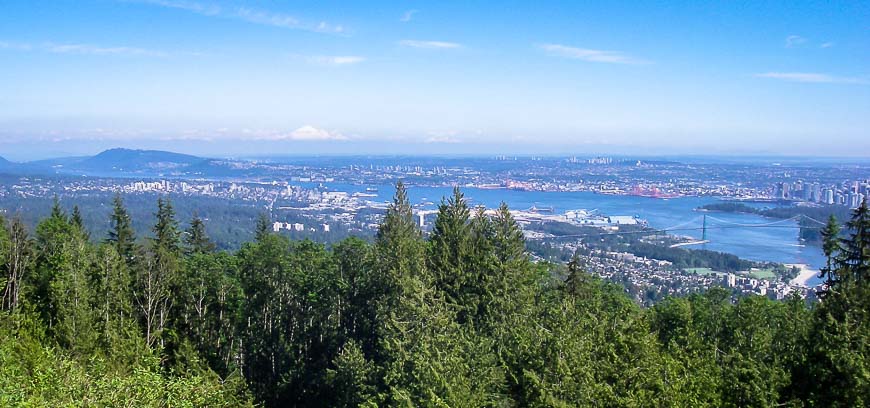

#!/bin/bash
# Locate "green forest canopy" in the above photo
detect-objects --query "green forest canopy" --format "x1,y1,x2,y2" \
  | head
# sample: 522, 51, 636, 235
1, 186, 868, 407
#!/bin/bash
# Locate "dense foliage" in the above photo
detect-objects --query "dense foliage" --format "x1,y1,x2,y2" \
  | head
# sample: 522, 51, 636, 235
0, 192, 362, 251
1, 187, 868, 407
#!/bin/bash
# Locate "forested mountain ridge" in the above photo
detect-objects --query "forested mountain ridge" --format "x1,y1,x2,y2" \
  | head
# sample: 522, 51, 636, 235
77, 148, 206, 171
0, 185, 868, 407
0, 148, 210, 176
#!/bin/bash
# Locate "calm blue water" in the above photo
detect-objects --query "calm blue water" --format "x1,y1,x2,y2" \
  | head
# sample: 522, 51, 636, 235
310, 183, 825, 283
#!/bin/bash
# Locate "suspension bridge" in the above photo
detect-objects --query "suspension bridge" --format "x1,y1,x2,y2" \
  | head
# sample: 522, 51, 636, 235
526, 213, 830, 243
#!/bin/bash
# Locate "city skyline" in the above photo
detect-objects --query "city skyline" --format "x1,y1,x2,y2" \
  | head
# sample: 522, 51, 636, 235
1, 0, 869, 159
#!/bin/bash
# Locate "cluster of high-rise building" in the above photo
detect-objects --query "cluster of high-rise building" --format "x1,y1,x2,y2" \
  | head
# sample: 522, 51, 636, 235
127, 179, 216, 194
128, 180, 171, 192
775, 179, 869, 208
271, 222, 331, 233
584, 156, 614, 165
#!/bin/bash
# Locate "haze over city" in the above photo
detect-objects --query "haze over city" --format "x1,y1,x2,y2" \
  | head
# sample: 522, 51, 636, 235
1, 0, 869, 160
3, 2, 870, 407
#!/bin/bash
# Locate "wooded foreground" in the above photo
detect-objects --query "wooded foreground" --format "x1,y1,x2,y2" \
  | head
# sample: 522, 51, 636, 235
1, 184, 868, 407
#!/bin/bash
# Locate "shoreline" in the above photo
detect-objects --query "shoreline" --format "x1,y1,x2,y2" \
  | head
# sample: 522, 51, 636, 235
787, 263, 820, 287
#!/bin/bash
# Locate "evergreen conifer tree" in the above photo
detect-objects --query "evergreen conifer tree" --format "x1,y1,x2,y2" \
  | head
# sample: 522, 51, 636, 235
49, 196, 66, 221
819, 214, 841, 294
838, 197, 870, 286
807, 198, 870, 406
255, 212, 271, 242
71, 205, 84, 227
185, 214, 216, 254
492, 202, 526, 265
50, 228, 99, 354
107, 193, 136, 263
427, 187, 472, 311
375, 181, 426, 292
33, 200, 78, 332
152, 197, 181, 254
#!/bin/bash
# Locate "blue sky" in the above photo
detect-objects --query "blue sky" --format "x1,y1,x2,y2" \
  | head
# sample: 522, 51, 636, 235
0, 0, 868, 159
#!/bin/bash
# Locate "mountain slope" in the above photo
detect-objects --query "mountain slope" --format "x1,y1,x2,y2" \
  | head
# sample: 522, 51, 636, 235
0, 156, 26, 173
74, 148, 206, 173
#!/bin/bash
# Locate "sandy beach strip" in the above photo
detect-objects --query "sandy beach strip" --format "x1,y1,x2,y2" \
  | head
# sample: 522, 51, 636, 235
786, 263, 819, 287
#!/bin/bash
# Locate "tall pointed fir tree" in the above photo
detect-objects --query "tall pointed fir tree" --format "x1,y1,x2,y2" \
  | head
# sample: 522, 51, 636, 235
373, 182, 428, 395
427, 187, 473, 314
71, 205, 87, 236
373, 181, 428, 353
378, 184, 501, 406
492, 202, 527, 265
255, 212, 271, 242
332, 237, 378, 354
93, 242, 140, 361
49, 222, 98, 355
32, 198, 78, 333
135, 197, 181, 349
486, 202, 535, 326
467, 206, 496, 322
818, 214, 842, 294
807, 197, 870, 407
838, 197, 870, 288
375, 181, 426, 293
152, 197, 181, 255
49, 196, 66, 221
107, 193, 136, 264
821, 197, 870, 312
185, 214, 216, 254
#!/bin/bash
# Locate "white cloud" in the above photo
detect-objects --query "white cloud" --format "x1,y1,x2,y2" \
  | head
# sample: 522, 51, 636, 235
755, 72, 869, 84
129, 0, 346, 34
45, 43, 168, 57
1, 40, 169, 57
235, 8, 344, 33
237, 8, 345, 33
400, 10, 418, 22
305, 55, 365, 66
785, 35, 807, 48
159, 134, 215, 142
424, 131, 462, 144
399, 40, 462, 49
0, 41, 32, 50
139, 127, 352, 141
284, 126, 349, 141
820, 42, 835, 48
424, 136, 462, 144
237, 126, 349, 141
538, 44, 649, 65
134, 0, 220, 15
235, 7, 299, 27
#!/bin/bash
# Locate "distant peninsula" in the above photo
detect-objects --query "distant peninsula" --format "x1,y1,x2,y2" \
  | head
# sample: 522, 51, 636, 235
697, 202, 853, 243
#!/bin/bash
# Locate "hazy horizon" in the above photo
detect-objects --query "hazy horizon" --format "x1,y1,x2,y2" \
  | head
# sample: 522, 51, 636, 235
5, 142, 870, 164
2, 1, 869, 159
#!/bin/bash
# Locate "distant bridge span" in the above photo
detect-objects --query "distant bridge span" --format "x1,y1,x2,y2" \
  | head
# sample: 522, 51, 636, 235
527, 213, 828, 241
669, 240, 710, 248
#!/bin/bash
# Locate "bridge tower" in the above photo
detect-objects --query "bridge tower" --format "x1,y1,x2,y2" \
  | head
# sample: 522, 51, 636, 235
702, 214, 707, 241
